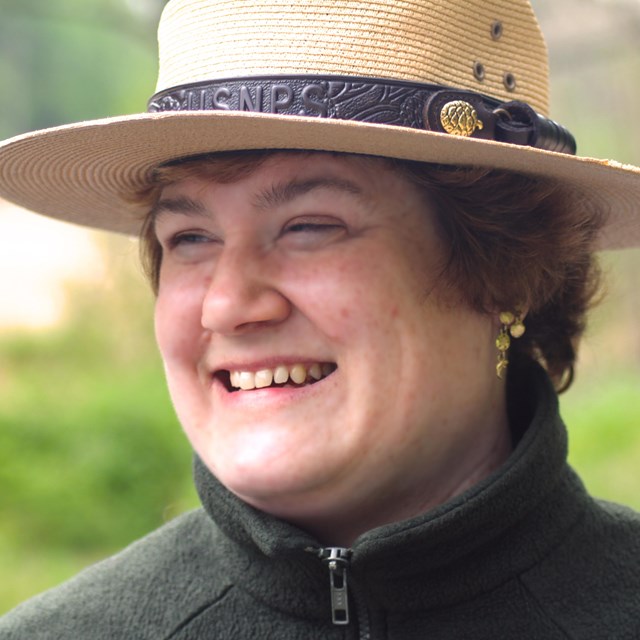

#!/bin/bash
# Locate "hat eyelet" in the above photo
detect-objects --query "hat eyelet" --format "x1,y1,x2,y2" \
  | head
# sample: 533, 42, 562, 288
503, 72, 517, 92
491, 21, 503, 40
473, 61, 486, 82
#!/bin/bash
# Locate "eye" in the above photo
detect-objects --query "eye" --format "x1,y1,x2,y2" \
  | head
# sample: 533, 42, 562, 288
281, 216, 347, 248
285, 222, 340, 233
167, 231, 213, 249
155, 227, 221, 263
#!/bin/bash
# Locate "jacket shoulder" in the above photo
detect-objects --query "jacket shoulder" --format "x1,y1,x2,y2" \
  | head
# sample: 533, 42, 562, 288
0, 509, 231, 640
521, 498, 640, 638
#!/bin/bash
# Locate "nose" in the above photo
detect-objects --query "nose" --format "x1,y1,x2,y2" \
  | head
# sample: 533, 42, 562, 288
200, 245, 291, 334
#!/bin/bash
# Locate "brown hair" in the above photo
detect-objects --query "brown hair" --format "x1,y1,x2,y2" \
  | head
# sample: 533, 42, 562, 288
137, 151, 604, 391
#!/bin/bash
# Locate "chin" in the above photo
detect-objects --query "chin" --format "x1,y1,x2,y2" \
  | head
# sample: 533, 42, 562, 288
207, 449, 335, 513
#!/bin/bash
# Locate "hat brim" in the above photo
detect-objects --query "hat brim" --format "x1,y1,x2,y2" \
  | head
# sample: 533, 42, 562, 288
0, 110, 639, 249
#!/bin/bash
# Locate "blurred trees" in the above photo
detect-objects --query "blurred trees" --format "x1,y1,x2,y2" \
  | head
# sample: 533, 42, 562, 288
0, 233, 199, 611
535, 0, 640, 166
0, 0, 164, 138
0, 0, 198, 612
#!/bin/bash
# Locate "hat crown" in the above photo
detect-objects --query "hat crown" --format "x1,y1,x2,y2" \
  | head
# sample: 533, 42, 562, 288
156, 0, 550, 116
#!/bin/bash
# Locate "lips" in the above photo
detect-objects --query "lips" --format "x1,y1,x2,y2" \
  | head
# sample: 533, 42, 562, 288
216, 362, 337, 391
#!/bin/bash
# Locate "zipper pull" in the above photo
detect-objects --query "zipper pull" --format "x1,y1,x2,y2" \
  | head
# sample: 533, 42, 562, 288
309, 547, 352, 625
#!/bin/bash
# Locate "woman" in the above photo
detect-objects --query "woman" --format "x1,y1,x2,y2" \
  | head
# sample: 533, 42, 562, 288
0, 0, 638, 637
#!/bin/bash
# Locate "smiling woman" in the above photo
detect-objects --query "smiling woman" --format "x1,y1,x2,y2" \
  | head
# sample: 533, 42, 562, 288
148, 153, 510, 543
132, 149, 603, 548
0, 0, 639, 638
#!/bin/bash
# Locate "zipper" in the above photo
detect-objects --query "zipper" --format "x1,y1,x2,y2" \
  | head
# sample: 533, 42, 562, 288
307, 546, 373, 638
351, 585, 372, 640
307, 546, 353, 625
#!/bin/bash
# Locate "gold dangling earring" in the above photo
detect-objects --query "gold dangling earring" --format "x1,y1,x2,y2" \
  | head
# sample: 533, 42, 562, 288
496, 310, 526, 379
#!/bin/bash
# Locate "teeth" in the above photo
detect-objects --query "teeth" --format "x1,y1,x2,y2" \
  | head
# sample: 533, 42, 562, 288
255, 369, 273, 389
273, 365, 289, 384
289, 364, 307, 384
309, 363, 322, 380
226, 362, 335, 391
322, 363, 334, 377
239, 371, 256, 391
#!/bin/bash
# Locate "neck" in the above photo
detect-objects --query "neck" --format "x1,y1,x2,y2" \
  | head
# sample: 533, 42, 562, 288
293, 416, 513, 547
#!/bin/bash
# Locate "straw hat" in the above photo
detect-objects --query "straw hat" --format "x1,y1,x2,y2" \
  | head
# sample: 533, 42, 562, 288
0, 0, 639, 248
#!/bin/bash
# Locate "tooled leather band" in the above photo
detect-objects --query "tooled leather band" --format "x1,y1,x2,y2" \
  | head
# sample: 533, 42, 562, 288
148, 75, 577, 155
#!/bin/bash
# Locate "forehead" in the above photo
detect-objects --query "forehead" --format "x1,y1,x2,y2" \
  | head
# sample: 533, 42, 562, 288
154, 152, 411, 207
158, 151, 392, 186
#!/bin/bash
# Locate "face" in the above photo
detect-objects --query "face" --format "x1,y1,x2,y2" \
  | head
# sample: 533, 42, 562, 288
154, 153, 506, 533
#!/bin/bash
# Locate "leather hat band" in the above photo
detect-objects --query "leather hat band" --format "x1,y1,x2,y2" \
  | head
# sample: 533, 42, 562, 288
148, 75, 576, 155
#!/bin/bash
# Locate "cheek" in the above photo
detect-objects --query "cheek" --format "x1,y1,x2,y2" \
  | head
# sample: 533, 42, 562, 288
154, 276, 205, 363
154, 282, 212, 442
280, 254, 373, 340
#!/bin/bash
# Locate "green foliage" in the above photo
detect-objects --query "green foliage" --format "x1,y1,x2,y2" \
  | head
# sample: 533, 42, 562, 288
563, 372, 640, 511
0, 350, 193, 549
0, 0, 162, 138
0, 238, 198, 613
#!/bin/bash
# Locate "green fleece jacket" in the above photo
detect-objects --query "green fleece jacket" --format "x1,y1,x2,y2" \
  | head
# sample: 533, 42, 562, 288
1, 364, 639, 639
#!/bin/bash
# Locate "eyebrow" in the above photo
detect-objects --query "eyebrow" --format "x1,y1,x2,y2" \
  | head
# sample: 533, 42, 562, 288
253, 176, 365, 210
150, 175, 366, 222
150, 195, 208, 222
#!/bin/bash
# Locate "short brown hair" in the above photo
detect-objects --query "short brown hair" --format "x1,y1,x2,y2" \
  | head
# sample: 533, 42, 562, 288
137, 151, 604, 391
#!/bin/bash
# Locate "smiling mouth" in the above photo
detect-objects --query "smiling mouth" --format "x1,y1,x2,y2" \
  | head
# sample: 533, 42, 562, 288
216, 362, 337, 392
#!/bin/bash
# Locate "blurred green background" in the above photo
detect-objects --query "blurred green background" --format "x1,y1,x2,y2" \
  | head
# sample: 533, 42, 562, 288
0, 0, 639, 614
